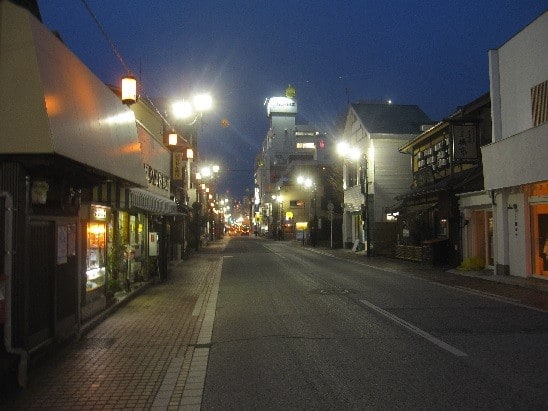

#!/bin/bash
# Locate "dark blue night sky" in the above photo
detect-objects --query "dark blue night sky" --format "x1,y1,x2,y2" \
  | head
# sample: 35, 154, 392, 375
36, 0, 547, 199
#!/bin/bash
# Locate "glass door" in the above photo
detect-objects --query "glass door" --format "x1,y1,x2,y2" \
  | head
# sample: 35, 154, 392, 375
532, 204, 548, 277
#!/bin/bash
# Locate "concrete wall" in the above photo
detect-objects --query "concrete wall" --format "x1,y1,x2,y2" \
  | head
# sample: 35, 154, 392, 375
494, 11, 548, 139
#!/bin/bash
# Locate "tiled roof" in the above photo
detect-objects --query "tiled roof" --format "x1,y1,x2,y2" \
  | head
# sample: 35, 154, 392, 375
351, 103, 432, 134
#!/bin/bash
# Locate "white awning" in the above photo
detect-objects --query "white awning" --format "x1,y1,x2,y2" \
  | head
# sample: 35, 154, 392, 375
129, 188, 178, 215
0, 2, 147, 187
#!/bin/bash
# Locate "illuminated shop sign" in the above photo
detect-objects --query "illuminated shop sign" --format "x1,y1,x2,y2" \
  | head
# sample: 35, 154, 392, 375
266, 97, 297, 116
144, 164, 170, 190
91, 205, 108, 220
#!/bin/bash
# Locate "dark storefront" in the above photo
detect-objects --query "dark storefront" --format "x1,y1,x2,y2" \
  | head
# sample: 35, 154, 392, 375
0, 2, 161, 386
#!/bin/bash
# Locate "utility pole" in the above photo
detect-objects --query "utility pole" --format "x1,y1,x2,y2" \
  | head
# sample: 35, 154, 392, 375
361, 156, 371, 257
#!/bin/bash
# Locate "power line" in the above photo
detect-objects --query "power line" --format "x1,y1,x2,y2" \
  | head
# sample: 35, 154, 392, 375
80, 0, 131, 76
79, 0, 177, 133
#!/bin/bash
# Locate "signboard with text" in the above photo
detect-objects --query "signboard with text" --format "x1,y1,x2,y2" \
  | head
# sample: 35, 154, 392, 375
452, 123, 478, 161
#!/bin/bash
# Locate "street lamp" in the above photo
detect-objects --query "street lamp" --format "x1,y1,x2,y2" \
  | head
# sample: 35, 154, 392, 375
171, 93, 213, 123
337, 141, 371, 257
171, 93, 213, 147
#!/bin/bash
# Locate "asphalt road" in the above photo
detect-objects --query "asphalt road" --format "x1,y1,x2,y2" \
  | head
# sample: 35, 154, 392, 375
203, 237, 548, 410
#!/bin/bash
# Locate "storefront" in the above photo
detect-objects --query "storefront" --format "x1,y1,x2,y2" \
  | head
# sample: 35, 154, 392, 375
529, 182, 548, 277
458, 191, 494, 268
0, 1, 149, 385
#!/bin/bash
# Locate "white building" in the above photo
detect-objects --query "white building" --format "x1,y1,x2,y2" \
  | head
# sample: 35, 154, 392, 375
255, 86, 333, 239
340, 102, 431, 252
481, 11, 548, 278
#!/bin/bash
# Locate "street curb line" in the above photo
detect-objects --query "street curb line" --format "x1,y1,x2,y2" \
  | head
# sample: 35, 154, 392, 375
179, 257, 223, 409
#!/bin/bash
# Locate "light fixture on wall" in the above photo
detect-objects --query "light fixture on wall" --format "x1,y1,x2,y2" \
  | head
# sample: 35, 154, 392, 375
121, 76, 137, 105
168, 133, 178, 146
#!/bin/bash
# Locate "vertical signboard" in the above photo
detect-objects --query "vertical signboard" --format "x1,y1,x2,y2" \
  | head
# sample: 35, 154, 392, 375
452, 123, 478, 161
172, 152, 183, 181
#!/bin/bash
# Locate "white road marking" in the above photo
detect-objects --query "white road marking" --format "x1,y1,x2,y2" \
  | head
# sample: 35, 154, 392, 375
359, 298, 468, 357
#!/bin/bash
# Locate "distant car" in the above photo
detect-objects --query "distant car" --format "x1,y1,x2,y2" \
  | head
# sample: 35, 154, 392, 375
228, 227, 239, 236
240, 226, 250, 236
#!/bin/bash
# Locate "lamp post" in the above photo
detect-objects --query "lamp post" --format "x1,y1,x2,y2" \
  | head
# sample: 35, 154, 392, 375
337, 142, 371, 257
360, 157, 371, 257
171, 93, 213, 147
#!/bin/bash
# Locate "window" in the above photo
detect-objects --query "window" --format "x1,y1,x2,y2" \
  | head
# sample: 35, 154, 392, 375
531, 80, 548, 126
347, 162, 358, 187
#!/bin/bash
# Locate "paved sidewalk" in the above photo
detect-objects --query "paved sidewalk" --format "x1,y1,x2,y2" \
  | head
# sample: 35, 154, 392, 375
331, 247, 548, 294
3, 238, 227, 410
302, 242, 548, 311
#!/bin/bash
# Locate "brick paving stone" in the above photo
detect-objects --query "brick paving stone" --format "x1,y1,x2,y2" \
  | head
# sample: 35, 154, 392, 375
2, 238, 227, 409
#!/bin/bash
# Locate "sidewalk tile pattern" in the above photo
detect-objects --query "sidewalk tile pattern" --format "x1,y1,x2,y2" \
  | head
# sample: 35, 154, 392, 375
3, 241, 225, 410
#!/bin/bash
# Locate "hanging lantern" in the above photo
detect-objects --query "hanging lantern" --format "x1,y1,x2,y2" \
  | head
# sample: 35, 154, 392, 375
121, 76, 137, 105
186, 148, 194, 159
168, 133, 178, 146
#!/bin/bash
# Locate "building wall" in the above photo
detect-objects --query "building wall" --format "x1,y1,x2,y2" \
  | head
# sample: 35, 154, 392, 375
485, 11, 548, 278
494, 11, 548, 140
372, 139, 413, 222
269, 114, 296, 155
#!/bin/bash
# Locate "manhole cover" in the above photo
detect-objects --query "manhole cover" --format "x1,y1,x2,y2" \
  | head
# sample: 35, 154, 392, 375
309, 288, 355, 295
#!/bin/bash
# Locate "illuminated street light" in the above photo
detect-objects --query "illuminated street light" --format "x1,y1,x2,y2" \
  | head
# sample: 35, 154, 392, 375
171, 100, 193, 120
201, 166, 212, 178
337, 141, 361, 161
171, 92, 213, 124
193, 93, 213, 112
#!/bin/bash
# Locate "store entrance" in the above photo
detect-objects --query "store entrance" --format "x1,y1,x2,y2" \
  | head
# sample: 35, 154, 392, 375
471, 210, 494, 268
532, 204, 548, 277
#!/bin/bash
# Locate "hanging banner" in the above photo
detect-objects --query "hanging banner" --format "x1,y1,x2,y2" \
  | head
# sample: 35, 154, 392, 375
172, 152, 183, 181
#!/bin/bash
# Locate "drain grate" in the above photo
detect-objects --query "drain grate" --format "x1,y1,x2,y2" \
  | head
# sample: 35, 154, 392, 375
79, 337, 116, 350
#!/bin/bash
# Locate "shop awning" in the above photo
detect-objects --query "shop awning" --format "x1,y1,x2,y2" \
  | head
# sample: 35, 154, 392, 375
403, 202, 438, 215
0, 2, 147, 187
129, 188, 179, 215
397, 167, 482, 201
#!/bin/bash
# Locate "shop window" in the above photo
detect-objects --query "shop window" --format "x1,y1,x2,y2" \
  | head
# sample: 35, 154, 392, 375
86, 222, 106, 291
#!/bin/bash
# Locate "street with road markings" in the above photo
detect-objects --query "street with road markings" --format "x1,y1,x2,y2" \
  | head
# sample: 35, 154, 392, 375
3, 236, 547, 409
